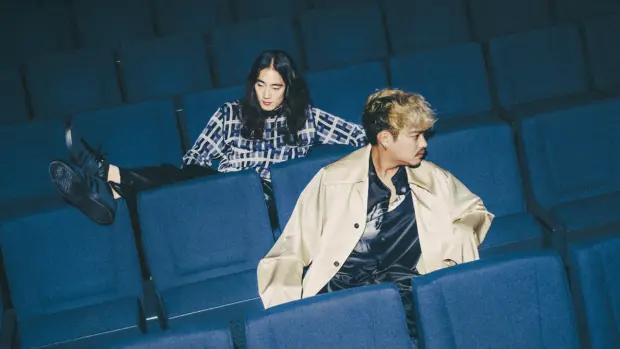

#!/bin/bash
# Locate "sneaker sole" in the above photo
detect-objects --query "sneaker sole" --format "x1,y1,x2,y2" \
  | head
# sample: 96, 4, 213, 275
49, 160, 114, 225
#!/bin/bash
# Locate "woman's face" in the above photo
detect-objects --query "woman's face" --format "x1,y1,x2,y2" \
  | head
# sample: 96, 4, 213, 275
254, 67, 286, 111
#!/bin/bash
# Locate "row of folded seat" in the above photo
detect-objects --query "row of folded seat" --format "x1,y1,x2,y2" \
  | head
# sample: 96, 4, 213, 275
1, 97, 618, 347
1, 210, 618, 349
2, 17, 619, 127
2, 0, 618, 67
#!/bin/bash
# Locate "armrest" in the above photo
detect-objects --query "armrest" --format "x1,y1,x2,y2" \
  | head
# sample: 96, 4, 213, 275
528, 201, 565, 233
142, 279, 165, 332
0, 309, 16, 349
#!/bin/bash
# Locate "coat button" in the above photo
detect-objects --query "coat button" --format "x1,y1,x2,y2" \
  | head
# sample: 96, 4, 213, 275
334, 261, 340, 267
354, 223, 359, 228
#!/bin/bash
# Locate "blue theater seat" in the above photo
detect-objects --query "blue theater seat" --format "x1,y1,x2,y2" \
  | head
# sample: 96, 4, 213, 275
468, 0, 552, 41
555, 0, 620, 21
516, 99, 620, 257
73, 0, 155, 48
245, 284, 413, 349
305, 61, 387, 124
489, 25, 593, 117
70, 100, 183, 169
311, 0, 376, 9
180, 86, 245, 148
271, 144, 355, 236
0, 3, 73, 65
413, 251, 580, 349
94, 322, 234, 349
390, 42, 494, 120
0, 203, 145, 348
426, 121, 545, 257
234, 0, 309, 21
25, 48, 122, 121
136, 172, 273, 340
152, 0, 232, 36
211, 17, 302, 87
384, 0, 470, 55
569, 234, 620, 349
0, 64, 29, 125
585, 14, 620, 95
301, 3, 387, 71
0, 119, 68, 219
119, 35, 213, 103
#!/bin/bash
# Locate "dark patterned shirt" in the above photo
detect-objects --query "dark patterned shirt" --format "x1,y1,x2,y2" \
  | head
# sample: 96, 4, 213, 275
323, 156, 421, 291
182, 100, 367, 181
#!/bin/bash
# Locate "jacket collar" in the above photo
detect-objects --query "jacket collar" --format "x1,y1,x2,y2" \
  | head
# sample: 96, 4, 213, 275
323, 145, 435, 194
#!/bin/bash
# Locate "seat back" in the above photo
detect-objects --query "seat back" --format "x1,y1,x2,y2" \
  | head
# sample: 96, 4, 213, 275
0, 203, 143, 348
234, 0, 309, 21
271, 145, 355, 231
585, 14, 620, 92
569, 234, 620, 349
468, 0, 552, 40
0, 64, 29, 125
211, 17, 301, 87
25, 48, 122, 120
71, 100, 183, 169
305, 61, 387, 124
301, 3, 387, 71
136, 171, 273, 321
516, 99, 620, 210
413, 251, 579, 349
152, 0, 232, 36
73, 0, 154, 48
245, 284, 413, 349
180, 86, 245, 148
390, 42, 492, 118
489, 25, 588, 108
119, 35, 213, 103
384, 0, 470, 55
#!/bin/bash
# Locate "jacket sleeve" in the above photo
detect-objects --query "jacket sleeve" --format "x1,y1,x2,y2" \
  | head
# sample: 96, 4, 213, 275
257, 169, 325, 309
446, 171, 494, 263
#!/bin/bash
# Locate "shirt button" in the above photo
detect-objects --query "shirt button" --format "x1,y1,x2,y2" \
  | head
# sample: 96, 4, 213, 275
354, 223, 359, 229
334, 261, 340, 267
380, 237, 386, 242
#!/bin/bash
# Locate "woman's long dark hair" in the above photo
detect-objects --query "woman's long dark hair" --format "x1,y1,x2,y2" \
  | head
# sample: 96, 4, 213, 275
241, 50, 311, 145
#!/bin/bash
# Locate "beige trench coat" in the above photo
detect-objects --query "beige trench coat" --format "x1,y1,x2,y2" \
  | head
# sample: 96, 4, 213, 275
257, 145, 494, 309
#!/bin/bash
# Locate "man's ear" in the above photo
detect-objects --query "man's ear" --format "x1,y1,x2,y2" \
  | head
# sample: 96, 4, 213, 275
377, 130, 392, 148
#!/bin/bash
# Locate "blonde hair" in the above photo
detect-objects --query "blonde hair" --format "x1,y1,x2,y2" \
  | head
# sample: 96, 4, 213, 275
362, 88, 436, 144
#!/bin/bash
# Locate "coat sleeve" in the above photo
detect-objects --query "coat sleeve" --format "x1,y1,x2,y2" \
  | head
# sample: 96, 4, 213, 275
446, 171, 494, 263
257, 169, 325, 309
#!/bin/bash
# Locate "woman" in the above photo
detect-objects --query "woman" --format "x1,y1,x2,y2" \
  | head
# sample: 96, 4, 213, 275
49, 50, 367, 226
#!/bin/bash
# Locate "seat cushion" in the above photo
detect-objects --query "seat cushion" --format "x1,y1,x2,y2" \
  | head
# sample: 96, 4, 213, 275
552, 191, 620, 232
479, 212, 545, 257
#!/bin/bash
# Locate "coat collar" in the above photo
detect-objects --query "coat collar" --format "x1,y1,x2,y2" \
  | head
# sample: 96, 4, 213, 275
322, 145, 435, 194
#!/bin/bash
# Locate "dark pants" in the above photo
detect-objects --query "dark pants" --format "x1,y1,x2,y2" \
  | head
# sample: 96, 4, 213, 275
117, 164, 279, 229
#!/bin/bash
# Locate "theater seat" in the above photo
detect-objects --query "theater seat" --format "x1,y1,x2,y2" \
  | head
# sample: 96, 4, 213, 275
73, 0, 154, 48
384, 0, 470, 55
413, 251, 580, 349
271, 144, 355, 237
25, 48, 122, 121
119, 35, 213, 103
70, 100, 184, 169
568, 234, 620, 349
390, 42, 494, 120
152, 0, 232, 36
234, 0, 309, 22
305, 61, 387, 124
0, 203, 145, 348
584, 14, 620, 95
427, 120, 545, 257
211, 17, 301, 87
136, 171, 274, 346
245, 284, 413, 349
468, 0, 552, 41
301, 3, 387, 71
516, 99, 620, 258
0, 64, 29, 125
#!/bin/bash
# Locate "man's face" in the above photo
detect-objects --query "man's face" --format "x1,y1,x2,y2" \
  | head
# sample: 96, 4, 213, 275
384, 125, 428, 167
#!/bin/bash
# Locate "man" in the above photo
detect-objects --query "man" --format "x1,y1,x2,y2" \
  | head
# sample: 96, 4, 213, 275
257, 88, 494, 343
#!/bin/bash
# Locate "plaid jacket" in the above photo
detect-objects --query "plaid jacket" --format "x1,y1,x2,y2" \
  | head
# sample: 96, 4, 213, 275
182, 100, 368, 181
